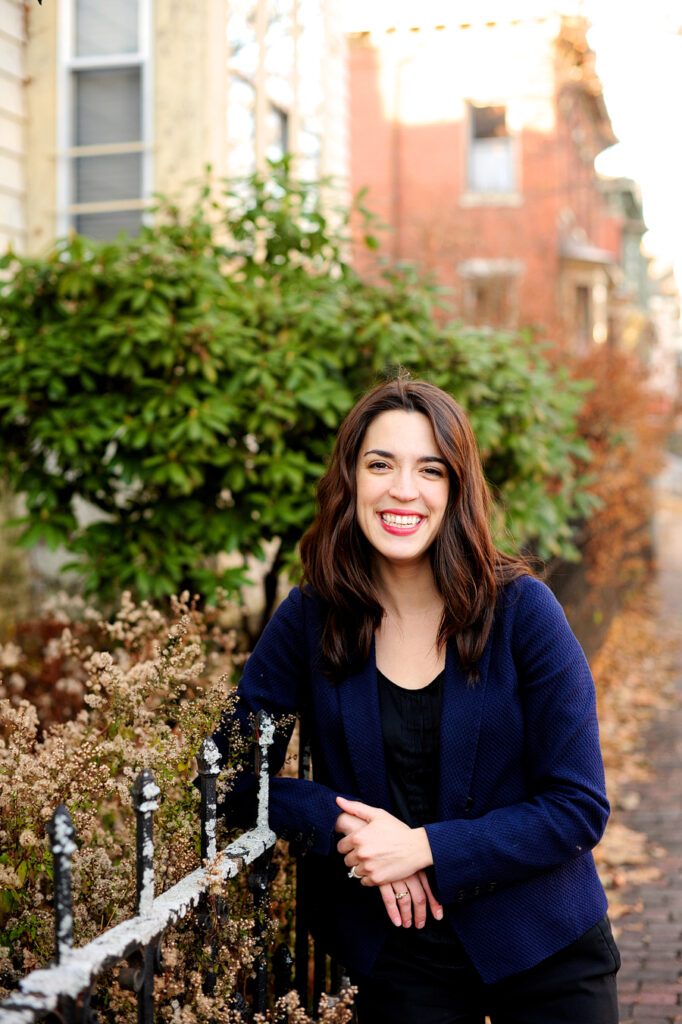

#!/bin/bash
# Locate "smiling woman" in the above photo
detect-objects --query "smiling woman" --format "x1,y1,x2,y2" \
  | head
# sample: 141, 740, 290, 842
211, 377, 620, 1023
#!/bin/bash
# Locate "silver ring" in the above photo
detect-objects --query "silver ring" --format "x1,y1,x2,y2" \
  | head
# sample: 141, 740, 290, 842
394, 891, 409, 900
348, 865, 360, 880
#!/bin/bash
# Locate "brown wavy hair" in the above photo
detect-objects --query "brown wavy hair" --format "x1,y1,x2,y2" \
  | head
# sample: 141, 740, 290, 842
299, 377, 532, 679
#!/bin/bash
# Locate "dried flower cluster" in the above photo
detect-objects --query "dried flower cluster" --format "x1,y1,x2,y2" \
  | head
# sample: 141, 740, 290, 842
0, 591, 349, 1022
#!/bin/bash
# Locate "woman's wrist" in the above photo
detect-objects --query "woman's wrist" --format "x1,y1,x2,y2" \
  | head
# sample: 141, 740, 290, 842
413, 826, 434, 870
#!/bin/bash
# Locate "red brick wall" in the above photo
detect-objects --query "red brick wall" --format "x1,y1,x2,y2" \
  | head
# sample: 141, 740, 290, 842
349, 31, 622, 346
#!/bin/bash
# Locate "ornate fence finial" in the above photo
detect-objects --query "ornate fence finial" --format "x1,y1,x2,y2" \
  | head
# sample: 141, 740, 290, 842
197, 737, 221, 862
131, 769, 160, 918
46, 804, 76, 964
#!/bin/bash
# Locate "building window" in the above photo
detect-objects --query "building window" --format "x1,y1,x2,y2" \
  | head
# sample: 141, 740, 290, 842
226, 0, 325, 179
467, 103, 515, 194
574, 284, 591, 348
459, 259, 521, 329
466, 275, 517, 328
58, 0, 153, 239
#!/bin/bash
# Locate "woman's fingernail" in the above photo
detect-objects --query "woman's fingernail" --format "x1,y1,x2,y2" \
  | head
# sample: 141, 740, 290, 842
435, 908, 443, 920
393, 916, 401, 926
417, 920, 425, 929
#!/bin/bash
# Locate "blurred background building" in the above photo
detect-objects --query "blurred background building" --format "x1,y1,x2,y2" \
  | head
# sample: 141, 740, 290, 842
0, 0, 679, 389
0, 0, 348, 251
348, 10, 680, 376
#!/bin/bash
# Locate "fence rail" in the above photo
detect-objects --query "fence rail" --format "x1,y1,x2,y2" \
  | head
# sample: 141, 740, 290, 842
0, 712, 280, 1024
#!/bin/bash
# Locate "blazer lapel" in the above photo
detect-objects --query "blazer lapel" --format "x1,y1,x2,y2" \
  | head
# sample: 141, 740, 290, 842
339, 639, 392, 809
437, 639, 492, 819
337, 635, 492, 819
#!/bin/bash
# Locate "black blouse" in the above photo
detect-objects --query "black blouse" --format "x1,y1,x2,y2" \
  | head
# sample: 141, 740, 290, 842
376, 667, 466, 953
377, 667, 444, 829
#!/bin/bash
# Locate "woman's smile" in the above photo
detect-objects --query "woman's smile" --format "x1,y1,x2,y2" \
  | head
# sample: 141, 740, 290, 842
378, 510, 426, 534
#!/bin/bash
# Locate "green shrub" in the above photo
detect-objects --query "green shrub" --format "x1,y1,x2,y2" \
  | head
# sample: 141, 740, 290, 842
0, 160, 593, 618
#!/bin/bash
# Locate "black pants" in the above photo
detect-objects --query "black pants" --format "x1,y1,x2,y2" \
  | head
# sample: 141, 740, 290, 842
353, 916, 620, 1024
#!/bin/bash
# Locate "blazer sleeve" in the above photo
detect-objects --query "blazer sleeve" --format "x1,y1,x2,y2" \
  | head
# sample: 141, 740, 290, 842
424, 578, 610, 905
211, 587, 342, 856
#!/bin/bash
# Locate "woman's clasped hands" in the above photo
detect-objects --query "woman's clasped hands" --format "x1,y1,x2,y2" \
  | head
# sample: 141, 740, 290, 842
334, 795, 442, 929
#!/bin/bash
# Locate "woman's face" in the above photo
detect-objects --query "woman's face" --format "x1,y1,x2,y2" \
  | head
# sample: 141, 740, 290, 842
355, 409, 450, 569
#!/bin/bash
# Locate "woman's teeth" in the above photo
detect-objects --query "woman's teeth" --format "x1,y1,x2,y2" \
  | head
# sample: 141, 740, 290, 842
380, 513, 422, 526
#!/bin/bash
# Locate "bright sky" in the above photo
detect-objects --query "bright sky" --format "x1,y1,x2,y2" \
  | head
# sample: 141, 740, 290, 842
343, 1, 682, 292
584, 0, 682, 287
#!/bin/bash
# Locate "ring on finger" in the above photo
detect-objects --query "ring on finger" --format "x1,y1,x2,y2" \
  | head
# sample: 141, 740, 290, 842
348, 865, 361, 880
394, 891, 409, 900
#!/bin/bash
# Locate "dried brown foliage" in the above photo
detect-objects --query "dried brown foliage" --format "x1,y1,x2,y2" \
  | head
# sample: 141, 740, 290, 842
0, 591, 351, 1022
591, 584, 678, 917
573, 348, 667, 594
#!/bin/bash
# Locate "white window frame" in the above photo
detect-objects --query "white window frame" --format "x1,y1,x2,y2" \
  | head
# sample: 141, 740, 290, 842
56, 0, 154, 238
226, 0, 335, 183
227, 0, 297, 175
460, 100, 522, 208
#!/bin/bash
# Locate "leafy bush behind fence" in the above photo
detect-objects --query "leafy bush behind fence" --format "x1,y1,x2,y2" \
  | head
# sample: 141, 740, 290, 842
0, 161, 595, 621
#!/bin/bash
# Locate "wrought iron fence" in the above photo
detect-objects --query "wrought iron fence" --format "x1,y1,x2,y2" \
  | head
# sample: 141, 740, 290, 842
0, 711, 347, 1024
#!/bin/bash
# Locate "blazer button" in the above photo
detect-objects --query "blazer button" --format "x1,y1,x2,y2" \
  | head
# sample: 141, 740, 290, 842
455, 889, 466, 901
486, 881, 498, 893
471, 885, 481, 897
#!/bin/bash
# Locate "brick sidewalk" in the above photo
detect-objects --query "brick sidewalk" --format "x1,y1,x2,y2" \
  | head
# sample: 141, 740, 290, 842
615, 701, 682, 1022
614, 471, 682, 1024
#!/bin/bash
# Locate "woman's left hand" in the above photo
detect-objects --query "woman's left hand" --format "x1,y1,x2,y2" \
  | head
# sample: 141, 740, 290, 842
335, 795, 434, 886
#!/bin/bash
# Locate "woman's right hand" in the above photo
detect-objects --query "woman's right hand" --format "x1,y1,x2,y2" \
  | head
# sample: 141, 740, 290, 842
335, 809, 443, 928
379, 870, 443, 928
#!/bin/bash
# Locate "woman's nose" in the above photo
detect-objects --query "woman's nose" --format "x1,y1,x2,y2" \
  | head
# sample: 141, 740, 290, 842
388, 470, 419, 502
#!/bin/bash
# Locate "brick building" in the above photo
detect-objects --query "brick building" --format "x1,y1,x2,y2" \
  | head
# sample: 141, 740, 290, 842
348, 11, 653, 350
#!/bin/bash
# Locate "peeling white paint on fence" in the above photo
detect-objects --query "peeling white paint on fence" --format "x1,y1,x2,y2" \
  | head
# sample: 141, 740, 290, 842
198, 738, 221, 776
136, 786, 160, 815
48, 810, 77, 857
256, 714, 275, 831
197, 737, 221, 861
139, 854, 155, 918
0, 826, 276, 1024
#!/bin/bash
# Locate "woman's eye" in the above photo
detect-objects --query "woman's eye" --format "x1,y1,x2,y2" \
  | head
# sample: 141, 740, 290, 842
368, 461, 389, 471
423, 466, 444, 477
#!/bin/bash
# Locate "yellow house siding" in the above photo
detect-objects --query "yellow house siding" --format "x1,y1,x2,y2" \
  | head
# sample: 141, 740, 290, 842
24, 0, 58, 253
320, 0, 349, 185
154, 0, 229, 200
0, 0, 27, 252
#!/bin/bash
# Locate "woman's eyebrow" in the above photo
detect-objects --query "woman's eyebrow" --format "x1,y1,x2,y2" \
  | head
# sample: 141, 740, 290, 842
363, 448, 447, 464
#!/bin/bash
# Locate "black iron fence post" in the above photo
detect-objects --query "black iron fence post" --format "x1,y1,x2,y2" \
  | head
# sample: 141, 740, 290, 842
254, 709, 274, 832
130, 769, 160, 1024
46, 805, 76, 965
46, 805, 77, 1024
273, 943, 294, 1018
248, 711, 276, 1016
196, 737, 222, 999
247, 849, 272, 1016
197, 737, 221, 863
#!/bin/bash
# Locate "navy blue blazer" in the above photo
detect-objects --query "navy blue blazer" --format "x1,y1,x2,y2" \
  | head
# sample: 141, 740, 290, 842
215, 575, 609, 984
